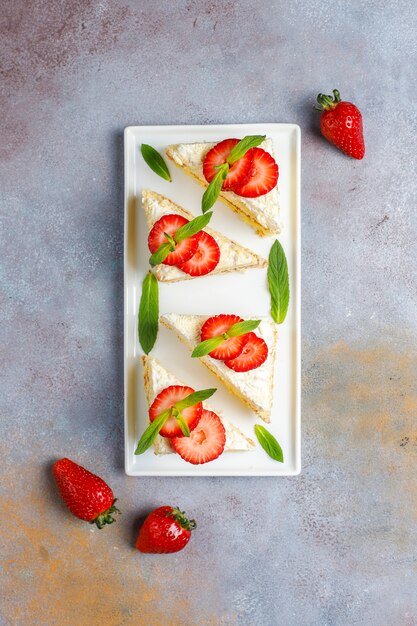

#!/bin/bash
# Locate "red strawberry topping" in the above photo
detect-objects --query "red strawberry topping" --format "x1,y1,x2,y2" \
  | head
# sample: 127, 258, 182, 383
233, 147, 278, 198
148, 214, 200, 266
178, 231, 220, 276
203, 138, 253, 191
135, 505, 196, 553
53, 458, 120, 528
171, 409, 226, 464
224, 332, 268, 372
200, 314, 250, 360
149, 385, 202, 438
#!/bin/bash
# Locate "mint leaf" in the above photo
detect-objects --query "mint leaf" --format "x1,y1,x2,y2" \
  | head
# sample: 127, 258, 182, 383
135, 387, 217, 453
227, 135, 266, 164
174, 212, 213, 243
174, 412, 191, 437
226, 319, 261, 337
268, 240, 289, 324
254, 425, 284, 462
191, 336, 226, 358
138, 271, 159, 354
140, 144, 172, 182
163, 232, 176, 250
202, 163, 229, 213
134, 408, 171, 455
149, 242, 173, 267
191, 319, 261, 357
174, 388, 217, 411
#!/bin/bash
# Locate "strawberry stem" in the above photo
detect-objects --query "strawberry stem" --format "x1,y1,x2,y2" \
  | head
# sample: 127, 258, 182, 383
168, 507, 197, 531
91, 499, 121, 529
315, 89, 342, 111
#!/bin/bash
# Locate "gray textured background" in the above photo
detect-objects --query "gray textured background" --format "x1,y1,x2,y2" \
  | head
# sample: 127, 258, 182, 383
1, 1, 416, 625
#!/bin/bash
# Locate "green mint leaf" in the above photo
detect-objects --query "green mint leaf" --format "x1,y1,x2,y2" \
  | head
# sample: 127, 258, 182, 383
254, 425, 284, 462
191, 319, 261, 356
202, 163, 229, 213
138, 271, 159, 354
226, 319, 261, 337
174, 412, 191, 437
134, 408, 171, 455
163, 232, 176, 250
174, 388, 217, 411
149, 242, 173, 266
268, 239, 290, 324
174, 212, 213, 243
191, 336, 226, 358
227, 135, 266, 164
140, 144, 172, 182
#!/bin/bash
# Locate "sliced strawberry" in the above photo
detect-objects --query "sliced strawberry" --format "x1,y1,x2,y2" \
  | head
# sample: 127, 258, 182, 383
203, 138, 253, 191
200, 314, 250, 360
233, 147, 278, 198
148, 214, 200, 266
149, 385, 202, 438
171, 410, 226, 464
224, 332, 268, 372
178, 231, 220, 277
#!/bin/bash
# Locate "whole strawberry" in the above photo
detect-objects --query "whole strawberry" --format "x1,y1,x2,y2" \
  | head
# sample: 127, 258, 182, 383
53, 458, 120, 529
315, 89, 365, 159
135, 506, 196, 553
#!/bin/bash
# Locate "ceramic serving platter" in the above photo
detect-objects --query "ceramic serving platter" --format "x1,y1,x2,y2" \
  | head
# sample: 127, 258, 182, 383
124, 123, 301, 476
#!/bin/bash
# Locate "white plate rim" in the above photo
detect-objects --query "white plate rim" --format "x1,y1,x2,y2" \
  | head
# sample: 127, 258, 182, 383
124, 122, 301, 476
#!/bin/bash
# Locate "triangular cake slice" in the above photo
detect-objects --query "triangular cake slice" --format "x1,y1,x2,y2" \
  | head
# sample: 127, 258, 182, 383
142, 355, 255, 455
160, 315, 277, 423
142, 189, 267, 283
165, 138, 282, 237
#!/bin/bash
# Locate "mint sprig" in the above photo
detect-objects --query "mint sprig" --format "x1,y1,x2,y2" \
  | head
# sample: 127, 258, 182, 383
202, 164, 228, 213
174, 388, 216, 410
135, 387, 217, 455
174, 212, 212, 242
149, 212, 213, 266
140, 144, 172, 182
268, 240, 289, 324
201, 135, 266, 213
192, 319, 261, 358
254, 424, 284, 462
138, 271, 159, 354
227, 135, 265, 164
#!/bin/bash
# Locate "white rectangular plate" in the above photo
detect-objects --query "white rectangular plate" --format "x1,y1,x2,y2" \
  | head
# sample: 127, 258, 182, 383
124, 123, 300, 476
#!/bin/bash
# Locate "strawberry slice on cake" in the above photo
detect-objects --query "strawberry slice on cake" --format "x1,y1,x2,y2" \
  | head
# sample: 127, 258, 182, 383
141, 356, 255, 459
165, 137, 281, 236
160, 314, 277, 423
142, 190, 267, 282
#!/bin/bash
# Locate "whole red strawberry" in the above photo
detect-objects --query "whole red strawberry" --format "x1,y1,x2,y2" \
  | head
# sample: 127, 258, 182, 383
53, 458, 120, 529
315, 89, 365, 159
135, 506, 196, 553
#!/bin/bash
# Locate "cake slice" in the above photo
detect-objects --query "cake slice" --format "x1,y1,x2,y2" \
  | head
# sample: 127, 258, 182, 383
142, 189, 267, 282
165, 138, 282, 237
142, 355, 255, 455
160, 315, 277, 423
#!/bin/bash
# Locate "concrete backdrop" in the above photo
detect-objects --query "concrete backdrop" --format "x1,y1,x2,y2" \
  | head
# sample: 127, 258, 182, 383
1, 1, 416, 625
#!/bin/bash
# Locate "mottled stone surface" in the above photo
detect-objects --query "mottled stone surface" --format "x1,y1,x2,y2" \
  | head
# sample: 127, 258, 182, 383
1, 1, 416, 625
